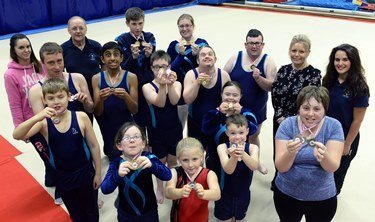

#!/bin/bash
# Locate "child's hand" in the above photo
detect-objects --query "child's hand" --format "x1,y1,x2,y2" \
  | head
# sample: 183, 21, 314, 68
227, 146, 237, 157
234, 146, 245, 159
39, 107, 57, 120
112, 88, 128, 100
166, 71, 177, 85
194, 183, 205, 199
131, 44, 140, 59
74, 92, 88, 104
99, 87, 113, 101
143, 42, 153, 58
181, 184, 192, 198
118, 161, 132, 177
137, 156, 152, 170
191, 43, 199, 56
219, 102, 229, 114
156, 69, 168, 85
233, 103, 242, 114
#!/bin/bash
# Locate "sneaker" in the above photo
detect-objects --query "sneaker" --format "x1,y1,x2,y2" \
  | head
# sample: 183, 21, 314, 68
54, 197, 64, 205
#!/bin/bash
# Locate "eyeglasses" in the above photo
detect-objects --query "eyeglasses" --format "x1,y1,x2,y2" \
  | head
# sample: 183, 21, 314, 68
152, 65, 169, 71
178, 24, 193, 29
245, 42, 263, 47
122, 135, 142, 142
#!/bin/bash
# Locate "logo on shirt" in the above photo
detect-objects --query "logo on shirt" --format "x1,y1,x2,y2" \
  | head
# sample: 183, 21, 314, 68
89, 53, 97, 61
72, 128, 79, 135
343, 89, 352, 98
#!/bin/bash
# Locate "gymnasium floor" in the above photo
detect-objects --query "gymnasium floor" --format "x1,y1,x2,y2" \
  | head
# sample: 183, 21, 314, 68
0, 4, 374, 222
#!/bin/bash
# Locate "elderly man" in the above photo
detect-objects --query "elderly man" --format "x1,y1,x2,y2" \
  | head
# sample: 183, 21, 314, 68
61, 16, 102, 97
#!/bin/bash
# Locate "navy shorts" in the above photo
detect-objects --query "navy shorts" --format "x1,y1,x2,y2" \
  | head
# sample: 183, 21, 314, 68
148, 124, 183, 159
117, 206, 159, 222
214, 191, 250, 220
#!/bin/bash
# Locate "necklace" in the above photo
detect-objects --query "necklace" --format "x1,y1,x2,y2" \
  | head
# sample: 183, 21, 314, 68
184, 167, 201, 189
293, 116, 325, 146
52, 109, 68, 124
107, 70, 120, 88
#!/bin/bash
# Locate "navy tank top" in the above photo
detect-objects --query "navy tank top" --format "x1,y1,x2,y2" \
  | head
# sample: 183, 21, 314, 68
148, 82, 180, 130
96, 71, 132, 160
220, 142, 253, 197
67, 73, 85, 112
47, 111, 90, 172
231, 52, 268, 123
188, 68, 222, 124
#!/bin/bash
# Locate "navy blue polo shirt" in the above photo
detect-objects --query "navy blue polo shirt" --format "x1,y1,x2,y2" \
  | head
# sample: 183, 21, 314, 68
327, 79, 369, 135
61, 37, 102, 92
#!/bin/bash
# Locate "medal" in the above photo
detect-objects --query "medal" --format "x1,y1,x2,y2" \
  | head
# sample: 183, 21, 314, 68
69, 94, 77, 102
134, 41, 140, 47
201, 77, 207, 86
293, 116, 324, 147
189, 181, 196, 189
230, 143, 242, 161
250, 64, 256, 70
190, 40, 195, 45
51, 109, 67, 125
293, 135, 306, 144
131, 161, 138, 170
308, 139, 316, 147
52, 118, 61, 124
227, 102, 234, 111
181, 39, 187, 46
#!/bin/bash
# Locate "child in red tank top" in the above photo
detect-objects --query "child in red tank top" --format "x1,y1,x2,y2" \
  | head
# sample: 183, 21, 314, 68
165, 137, 221, 222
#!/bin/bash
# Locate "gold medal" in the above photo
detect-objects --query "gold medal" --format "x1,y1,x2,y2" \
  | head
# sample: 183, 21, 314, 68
227, 102, 234, 111
250, 64, 256, 70
181, 39, 187, 46
134, 41, 140, 47
201, 79, 207, 86
190, 40, 195, 45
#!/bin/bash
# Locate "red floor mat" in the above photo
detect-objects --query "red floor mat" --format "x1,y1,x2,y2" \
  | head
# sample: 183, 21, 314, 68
0, 135, 71, 222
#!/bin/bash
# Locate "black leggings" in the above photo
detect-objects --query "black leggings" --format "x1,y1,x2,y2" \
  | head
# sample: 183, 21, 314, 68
273, 186, 337, 222
334, 133, 360, 195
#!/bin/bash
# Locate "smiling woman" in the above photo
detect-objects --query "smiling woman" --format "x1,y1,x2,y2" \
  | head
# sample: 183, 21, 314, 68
273, 85, 344, 221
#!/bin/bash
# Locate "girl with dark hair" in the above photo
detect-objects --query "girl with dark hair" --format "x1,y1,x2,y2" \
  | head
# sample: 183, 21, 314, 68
3, 34, 63, 202
101, 122, 171, 221
5, 34, 44, 127
322, 44, 370, 194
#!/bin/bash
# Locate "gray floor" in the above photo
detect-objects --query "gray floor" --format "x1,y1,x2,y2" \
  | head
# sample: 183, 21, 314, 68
0, 4, 374, 222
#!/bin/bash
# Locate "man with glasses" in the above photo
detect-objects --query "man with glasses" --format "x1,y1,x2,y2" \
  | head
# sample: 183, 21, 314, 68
61, 16, 103, 110
224, 29, 277, 175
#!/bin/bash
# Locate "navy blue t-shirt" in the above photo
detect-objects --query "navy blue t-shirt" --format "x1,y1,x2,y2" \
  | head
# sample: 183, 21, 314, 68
327, 79, 369, 135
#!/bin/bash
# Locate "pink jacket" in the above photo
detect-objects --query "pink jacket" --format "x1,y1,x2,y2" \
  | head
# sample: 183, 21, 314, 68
4, 60, 45, 127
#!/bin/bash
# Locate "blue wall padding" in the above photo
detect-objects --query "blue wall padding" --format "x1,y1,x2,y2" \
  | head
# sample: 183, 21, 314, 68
298, 0, 359, 10
0, 0, 192, 36
49, 0, 111, 25
0, 0, 51, 35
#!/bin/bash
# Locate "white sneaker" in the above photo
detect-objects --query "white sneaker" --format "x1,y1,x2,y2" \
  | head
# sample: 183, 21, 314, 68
54, 197, 64, 205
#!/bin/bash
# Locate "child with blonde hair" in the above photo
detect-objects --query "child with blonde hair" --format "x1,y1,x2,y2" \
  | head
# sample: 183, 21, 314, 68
165, 137, 221, 222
